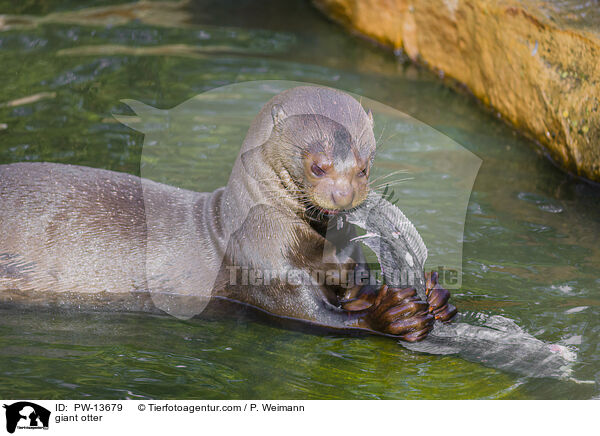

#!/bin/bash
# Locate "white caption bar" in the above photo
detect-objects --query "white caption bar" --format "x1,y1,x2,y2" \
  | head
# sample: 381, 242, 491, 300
0, 399, 595, 436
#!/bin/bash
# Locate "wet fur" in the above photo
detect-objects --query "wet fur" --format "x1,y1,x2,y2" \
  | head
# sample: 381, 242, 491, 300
0, 86, 445, 339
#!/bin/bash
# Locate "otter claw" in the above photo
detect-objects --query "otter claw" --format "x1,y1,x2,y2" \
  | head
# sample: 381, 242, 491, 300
433, 303, 457, 322
400, 327, 432, 343
341, 298, 374, 312
383, 300, 429, 319
427, 286, 451, 310
340, 286, 378, 311
365, 285, 434, 339
387, 312, 433, 333
425, 271, 439, 296
425, 271, 457, 323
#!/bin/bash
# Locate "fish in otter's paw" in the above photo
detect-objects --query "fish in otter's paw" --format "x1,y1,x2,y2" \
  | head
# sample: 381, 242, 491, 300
0, 86, 455, 342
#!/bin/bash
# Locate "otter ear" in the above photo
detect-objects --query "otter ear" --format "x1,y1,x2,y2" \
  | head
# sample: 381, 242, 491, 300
271, 104, 287, 126
366, 108, 374, 127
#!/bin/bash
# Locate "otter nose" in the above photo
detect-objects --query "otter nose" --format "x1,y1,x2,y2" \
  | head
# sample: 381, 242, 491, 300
331, 186, 354, 209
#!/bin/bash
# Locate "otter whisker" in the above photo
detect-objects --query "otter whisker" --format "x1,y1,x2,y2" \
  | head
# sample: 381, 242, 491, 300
260, 189, 305, 194
381, 130, 401, 143
255, 178, 288, 183
346, 99, 354, 132
375, 123, 387, 149
372, 178, 414, 190
375, 130, 403, 151
368, 170, 410, 186
371, 177, 414, 188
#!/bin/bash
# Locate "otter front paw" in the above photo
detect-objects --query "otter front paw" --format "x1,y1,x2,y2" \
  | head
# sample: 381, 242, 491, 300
425, 271, 457, 323
365, 285, 434, 342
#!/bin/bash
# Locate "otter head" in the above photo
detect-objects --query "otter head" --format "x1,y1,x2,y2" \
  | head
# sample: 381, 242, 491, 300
269, 103, 375, 217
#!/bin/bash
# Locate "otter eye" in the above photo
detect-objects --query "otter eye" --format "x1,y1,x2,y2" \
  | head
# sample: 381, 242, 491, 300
311, 163, 325, 177
358, 168, 368, 177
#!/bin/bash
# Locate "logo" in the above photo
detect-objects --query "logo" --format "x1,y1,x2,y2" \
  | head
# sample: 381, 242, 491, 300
112, 81, 480, 321
3, 402, 50, 434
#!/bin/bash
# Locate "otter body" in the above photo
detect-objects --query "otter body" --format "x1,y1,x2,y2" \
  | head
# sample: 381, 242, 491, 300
0, 162, 219, 309
0, 86, 455, 340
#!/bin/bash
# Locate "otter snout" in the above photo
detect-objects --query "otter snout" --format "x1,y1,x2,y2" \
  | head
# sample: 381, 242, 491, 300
292, 112, 375, 215
331, 186, 355, 209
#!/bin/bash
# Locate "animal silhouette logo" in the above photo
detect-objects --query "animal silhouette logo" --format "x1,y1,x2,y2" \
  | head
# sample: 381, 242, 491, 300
114, 80, 481, 320
3, 402, 50, 434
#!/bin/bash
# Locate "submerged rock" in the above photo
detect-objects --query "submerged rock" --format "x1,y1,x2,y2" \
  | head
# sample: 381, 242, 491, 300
312, 0, 600, 182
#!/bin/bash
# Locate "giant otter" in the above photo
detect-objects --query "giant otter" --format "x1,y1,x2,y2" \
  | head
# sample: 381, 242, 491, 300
0, 86, 455, 341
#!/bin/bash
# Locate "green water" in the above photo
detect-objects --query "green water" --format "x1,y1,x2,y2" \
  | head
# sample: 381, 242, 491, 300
0, 0, 598, 399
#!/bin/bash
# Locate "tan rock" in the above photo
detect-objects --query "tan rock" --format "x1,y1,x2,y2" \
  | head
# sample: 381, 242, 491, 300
313, 0, 600, 182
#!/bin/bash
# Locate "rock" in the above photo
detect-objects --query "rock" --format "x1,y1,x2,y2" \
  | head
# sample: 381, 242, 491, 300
312, 0, 600, 183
